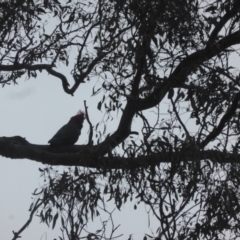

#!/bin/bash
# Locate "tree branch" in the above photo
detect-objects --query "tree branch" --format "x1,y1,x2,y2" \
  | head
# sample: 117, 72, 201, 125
200, 92, 240, 148
0, 50, 108, 95
138, 31, 240, 110
12, 199, 43, 240
95, 100, 136, 155
1, 136, 240, 169
208, 9, 238, 44
0, 63, 73, 94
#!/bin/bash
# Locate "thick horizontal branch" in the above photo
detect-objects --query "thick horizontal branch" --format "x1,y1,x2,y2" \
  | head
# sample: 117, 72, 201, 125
0, 136, 239, 169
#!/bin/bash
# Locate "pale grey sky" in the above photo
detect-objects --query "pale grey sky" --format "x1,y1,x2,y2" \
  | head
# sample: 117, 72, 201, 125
0, 66, 160, 239
1, 2, 240, 239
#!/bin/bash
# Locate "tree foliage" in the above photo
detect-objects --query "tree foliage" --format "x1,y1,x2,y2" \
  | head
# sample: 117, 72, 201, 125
2, 0, 240, 239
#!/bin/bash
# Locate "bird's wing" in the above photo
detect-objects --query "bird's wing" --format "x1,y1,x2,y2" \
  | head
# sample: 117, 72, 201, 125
48, 123, 80, 143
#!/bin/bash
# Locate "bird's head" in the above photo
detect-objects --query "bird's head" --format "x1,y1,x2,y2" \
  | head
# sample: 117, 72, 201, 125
69, 110, 85, 126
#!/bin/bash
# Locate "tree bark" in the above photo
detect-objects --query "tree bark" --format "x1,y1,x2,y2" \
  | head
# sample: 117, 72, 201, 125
0, 136, 239, 169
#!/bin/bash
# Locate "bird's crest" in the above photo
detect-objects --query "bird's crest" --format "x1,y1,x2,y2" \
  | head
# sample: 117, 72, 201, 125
70, 110, 85, 122
76, 110, 85, 119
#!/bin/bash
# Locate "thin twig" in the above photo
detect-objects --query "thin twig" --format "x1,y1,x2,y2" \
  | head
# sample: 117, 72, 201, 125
84, 100, 93, 145
170, 98, 191, 140
12, 199, 43, 240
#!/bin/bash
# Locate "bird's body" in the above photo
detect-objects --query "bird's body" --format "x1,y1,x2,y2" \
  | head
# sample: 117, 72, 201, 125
48, 111, 85, 146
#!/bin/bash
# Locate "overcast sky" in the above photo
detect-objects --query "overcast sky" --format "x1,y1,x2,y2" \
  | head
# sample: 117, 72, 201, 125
1, 6, 239, 239
0, 63, 161, 239
2, 53, 239, 240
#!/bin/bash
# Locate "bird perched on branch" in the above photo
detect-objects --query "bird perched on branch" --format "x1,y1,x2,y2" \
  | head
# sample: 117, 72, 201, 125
48, 111, 85, 146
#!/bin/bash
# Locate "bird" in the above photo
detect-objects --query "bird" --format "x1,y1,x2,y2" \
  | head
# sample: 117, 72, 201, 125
48, 111, 85, 146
